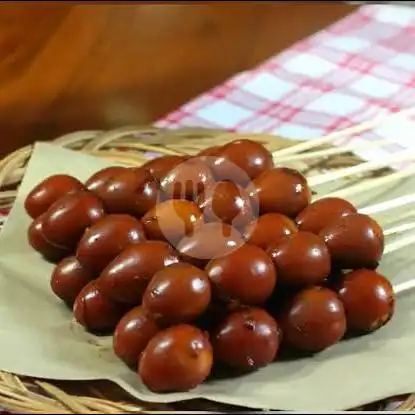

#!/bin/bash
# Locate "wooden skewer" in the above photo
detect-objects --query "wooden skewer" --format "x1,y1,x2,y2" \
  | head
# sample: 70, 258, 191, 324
320, 165, 415, 200
308, 150, 415, 188
384, 208, 415, 223
359, 193, 415, 216
384, 232, 415, 255
275, 138, 391, 163
385, 230, 415, 295
384, 231, 415, 294
272, 107, 415, 158
394, 279, 415, 295
369, 208, 415, 230
384, 222, 415, 237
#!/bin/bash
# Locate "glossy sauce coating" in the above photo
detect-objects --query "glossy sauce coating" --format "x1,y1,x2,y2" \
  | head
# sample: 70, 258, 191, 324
197, 146, 225, 172
113, 306, 160, 366
296, 197, 357, 234
177, 222, 244, 268
250, 167, 311, 218
141, 199, 204, 244
76, 214, 146, 274
196, 181, 254, 229
197, 146, 222, 158
160, 158, 215, 201
73, 281, 126, 333
142, 263, 211, 325
319, 213, 384, 269
24, 174, 84, 219
98, 241, 180, 305
335, 269, 395, 333
242, 213, 298, 250
92, 167, 160, 218
139, 324, 213, 392
42, 191, 105, 250
27, 214, 70, 262
206, 244, 277, 305
279, 286, 346, 352
210, 139, 274, 186
142, 155, 189, 182
85, 166, 127, 193
50, 256, 94, 306
267, 232, 331, 287
212, 307, 280, 371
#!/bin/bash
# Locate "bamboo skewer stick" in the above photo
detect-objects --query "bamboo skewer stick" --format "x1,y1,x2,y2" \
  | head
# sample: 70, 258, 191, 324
384, 222, 415, 237
320, 165, 415, 200
382, 208, 415, 223
394, 281, 415, 295
272, 106, 415, 158
308, 150, 415, 188
394, 278, 415, 295
276, 138, 391, 163
359, 193, 415, 216
384, 233, 415, 295
367, 208, 415, 229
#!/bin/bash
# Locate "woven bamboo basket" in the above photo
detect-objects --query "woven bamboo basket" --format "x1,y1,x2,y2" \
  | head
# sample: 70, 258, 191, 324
0, 126, 413, 413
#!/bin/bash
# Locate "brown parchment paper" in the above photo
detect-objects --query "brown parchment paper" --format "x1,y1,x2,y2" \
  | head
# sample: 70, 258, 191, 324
0, 142, 415, 411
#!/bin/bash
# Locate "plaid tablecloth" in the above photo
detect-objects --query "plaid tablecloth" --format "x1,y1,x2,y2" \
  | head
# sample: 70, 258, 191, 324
157, 4, 415, 164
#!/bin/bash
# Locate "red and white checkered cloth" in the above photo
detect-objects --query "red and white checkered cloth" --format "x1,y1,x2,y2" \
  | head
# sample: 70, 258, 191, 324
156, 4, 415, 163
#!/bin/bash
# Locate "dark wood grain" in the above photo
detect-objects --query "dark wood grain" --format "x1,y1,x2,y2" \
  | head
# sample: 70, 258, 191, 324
0, 2, 357, 156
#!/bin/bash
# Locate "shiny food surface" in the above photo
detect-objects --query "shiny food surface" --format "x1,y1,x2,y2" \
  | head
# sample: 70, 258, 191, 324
22, 135, 395, 394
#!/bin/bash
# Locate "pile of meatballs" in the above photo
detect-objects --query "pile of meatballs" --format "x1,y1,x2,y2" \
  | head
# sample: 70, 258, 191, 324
24, 139, 395, 393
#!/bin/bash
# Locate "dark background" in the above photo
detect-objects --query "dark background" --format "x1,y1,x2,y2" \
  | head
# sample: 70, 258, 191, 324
0, 2, 356, 156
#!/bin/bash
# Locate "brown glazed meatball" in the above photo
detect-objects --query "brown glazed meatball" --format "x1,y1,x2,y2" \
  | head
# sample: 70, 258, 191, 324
206, 244, 277, 305
24, 174, 84, 219
209, 139, 274, 186
98, 241, 180, 305
212, 307, 280, 371
85, 166, 127, 193
249, 167, 311, 218
160, 158, 215, 201
50, 256, 94, 306
142, 263, 211, 325
142, 155, 188, 182
335, 269, 395, 333
319, 213, 384, 269
296, 197, 357, 235
242, 213, 298, 250
139, 324, 213, 392
76, 214, 146, 274
73, 281, 126, 334
113, 306, 160, 366
27, 214, 70, 262
92, 167, 160, 218
267, 232, 331, 287
177, 222, 244, 268
141, 199, 204, 244
279, 286, 346, 353
197, 146, 222, 158
42, 191, 105, 250
196, 181, 255, 229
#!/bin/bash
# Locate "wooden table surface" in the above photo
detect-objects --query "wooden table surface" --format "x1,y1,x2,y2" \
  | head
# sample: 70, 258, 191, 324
0, 2, 357, 157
